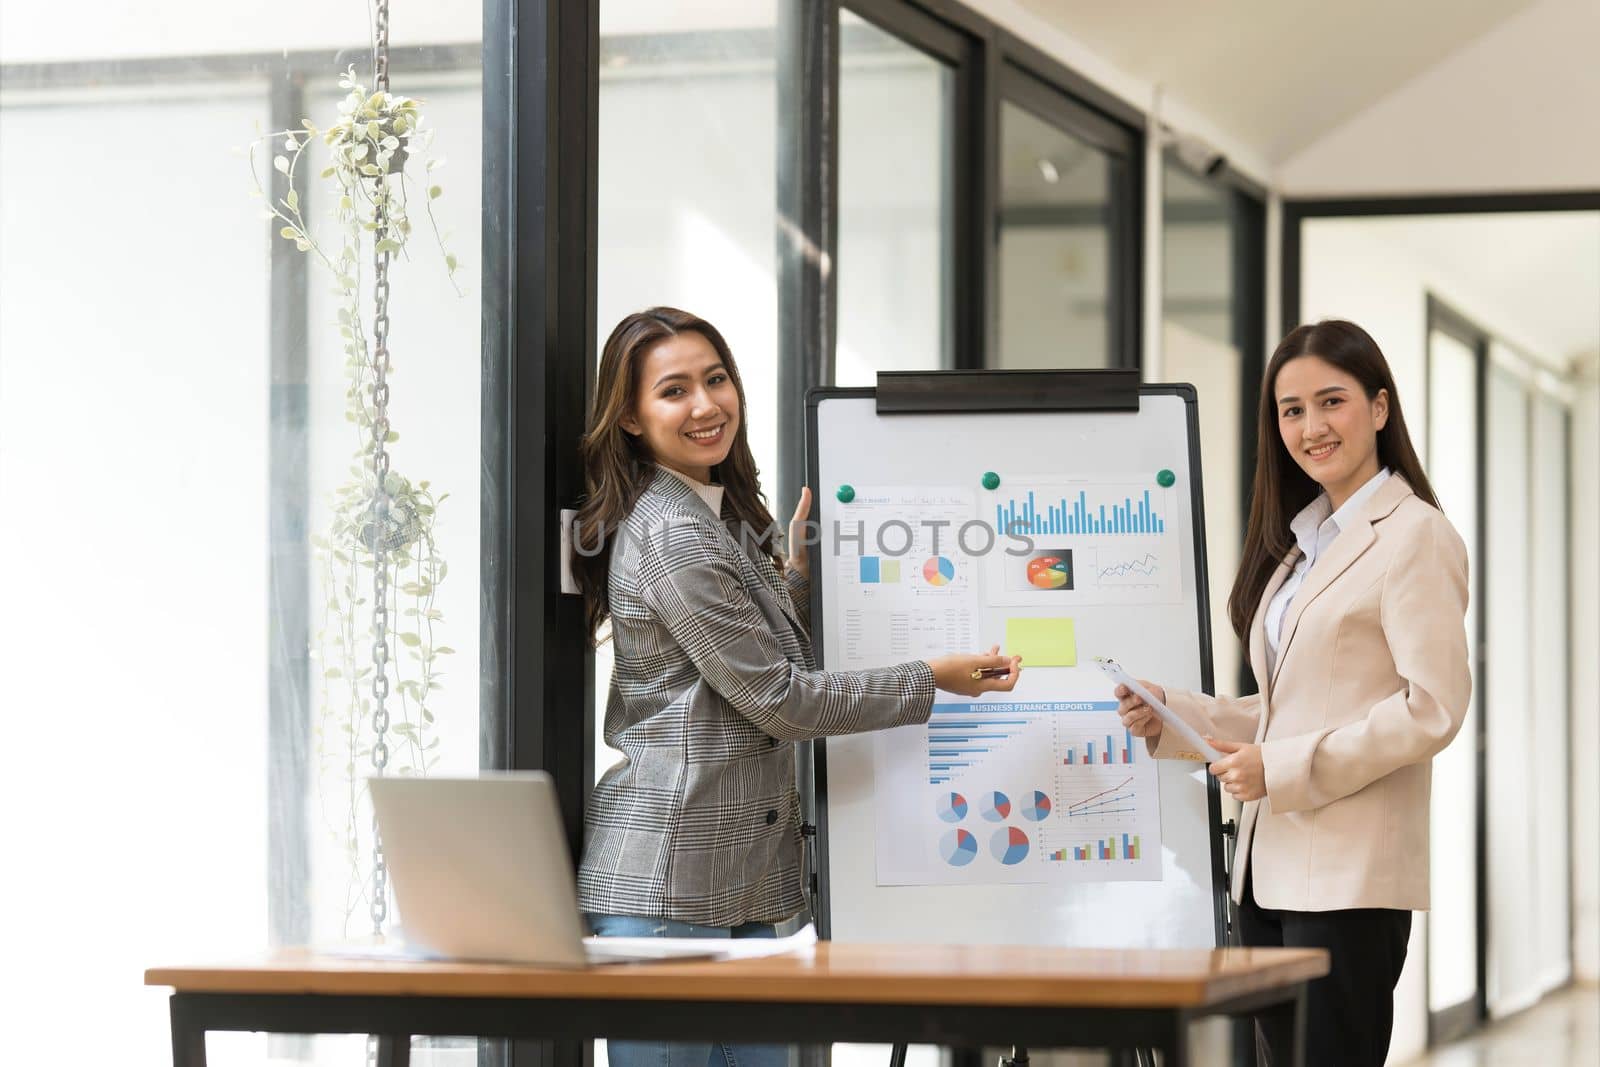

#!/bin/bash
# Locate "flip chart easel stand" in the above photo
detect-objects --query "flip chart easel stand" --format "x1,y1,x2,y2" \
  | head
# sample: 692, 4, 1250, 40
807, 370, 1233, 1067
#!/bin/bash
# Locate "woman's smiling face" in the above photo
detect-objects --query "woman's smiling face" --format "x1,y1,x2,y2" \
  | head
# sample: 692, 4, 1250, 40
1274, 354, 1389, 506
621, 330, 741, 483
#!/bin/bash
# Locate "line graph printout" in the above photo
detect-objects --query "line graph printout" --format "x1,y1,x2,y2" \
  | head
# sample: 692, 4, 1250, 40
874, 668, 1163, 886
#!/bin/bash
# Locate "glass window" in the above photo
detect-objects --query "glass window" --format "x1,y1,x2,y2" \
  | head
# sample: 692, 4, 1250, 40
590, 6, 782, 752
1426, 325, 1481, 1018
836, 11, 954, 383
1160, 160, 1242, 691
1485, 361, 1538, 1016
1529, 391, 1572, 986
995, 100, 1113, 369
0, 9, 485, 1063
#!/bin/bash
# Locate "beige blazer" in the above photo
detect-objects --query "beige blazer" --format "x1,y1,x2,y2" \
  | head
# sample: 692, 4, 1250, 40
1152, 474, 1470, 912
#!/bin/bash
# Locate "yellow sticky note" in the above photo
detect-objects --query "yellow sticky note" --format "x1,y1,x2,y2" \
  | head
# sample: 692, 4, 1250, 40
1005, 617, 1077, 667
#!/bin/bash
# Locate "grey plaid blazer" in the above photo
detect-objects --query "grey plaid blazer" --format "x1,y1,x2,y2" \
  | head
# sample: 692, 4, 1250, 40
577, 469, 936, 927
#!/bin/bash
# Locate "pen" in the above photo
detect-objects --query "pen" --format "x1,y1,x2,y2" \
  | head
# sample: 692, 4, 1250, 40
969, 666, 1012, 680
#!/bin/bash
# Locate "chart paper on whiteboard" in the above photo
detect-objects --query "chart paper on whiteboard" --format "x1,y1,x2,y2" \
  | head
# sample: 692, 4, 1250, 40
826, 475, 1184, 888
874, 692, 1163, 885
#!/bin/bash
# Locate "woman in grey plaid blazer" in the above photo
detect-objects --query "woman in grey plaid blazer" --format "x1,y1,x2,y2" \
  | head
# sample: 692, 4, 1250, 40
572, 308, 1020, 1067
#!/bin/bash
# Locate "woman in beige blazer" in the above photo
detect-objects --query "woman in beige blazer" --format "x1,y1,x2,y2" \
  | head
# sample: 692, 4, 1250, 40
1118, 320, 1470, 1067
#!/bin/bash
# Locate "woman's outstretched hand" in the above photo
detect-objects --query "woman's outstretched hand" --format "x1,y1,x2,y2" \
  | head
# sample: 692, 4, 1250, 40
786, 486, 813, 582
1115, 680, 1167, 740
928, 645, 1023, 697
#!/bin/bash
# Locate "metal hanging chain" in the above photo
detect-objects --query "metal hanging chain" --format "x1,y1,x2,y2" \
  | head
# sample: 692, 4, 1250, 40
374, 0, 390, 93
367, 0, 393, 936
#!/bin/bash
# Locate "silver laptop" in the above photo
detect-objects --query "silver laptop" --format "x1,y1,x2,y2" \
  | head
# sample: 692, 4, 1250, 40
369, 772, 714, 966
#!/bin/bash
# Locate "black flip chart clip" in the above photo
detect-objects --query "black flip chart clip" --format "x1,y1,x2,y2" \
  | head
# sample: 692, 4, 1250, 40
874, 369, 1140, 414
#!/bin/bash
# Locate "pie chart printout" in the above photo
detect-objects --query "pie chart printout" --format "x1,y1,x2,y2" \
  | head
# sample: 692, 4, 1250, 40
936, 791, 969, 823
1023, 790, 1052, 821
922, 555, 956, 587
941, 828, 978, 866
979, 790, 1011, 822
990, 826, 1030, 865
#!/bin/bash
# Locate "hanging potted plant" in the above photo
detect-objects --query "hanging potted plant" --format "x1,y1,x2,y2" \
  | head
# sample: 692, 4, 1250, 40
249, 56, 461, 935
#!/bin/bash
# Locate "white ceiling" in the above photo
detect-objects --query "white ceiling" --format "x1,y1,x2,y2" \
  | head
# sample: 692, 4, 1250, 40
1015, 0, 1540, 161
1313, 212, 1600, 364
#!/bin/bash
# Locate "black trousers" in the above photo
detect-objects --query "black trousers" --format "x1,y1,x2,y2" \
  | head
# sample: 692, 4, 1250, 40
1238, 868, 1413, 1067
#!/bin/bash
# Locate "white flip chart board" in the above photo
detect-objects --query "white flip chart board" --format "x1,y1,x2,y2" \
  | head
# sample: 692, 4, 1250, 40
806, 376, 1226, 949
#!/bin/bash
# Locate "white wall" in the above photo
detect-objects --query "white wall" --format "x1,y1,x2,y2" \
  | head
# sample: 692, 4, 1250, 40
1278, 0, 1600, 196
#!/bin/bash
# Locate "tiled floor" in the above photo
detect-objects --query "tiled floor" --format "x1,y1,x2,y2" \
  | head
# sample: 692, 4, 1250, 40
1403, 984, 1599, 1066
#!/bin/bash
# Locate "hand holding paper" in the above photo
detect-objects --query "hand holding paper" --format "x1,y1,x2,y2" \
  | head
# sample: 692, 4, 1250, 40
1095, 657, 1223, 762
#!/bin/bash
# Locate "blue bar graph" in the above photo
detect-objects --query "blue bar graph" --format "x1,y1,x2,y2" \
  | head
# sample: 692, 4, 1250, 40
924, 700, 1119, 784
997, 488, 1167, 537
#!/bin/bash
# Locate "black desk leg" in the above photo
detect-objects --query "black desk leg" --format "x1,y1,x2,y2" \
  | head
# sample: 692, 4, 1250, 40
1289, 985, 1307, 1067
376, 1034, 413, 1067
1156, 1014, 1190, 1067
947, 1046, 983, 1067
170, 995, 208, 1067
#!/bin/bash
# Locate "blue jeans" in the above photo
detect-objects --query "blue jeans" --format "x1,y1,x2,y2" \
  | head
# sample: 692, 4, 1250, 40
586, 913, 792, 1067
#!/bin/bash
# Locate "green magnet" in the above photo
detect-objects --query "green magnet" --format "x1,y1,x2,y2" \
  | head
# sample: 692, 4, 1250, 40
981, 471, 1001, 490
836, 484, 856, 504
1156, 469, 1176, 488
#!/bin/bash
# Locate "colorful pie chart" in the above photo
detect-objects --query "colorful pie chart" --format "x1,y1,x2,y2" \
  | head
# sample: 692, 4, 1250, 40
1022, 790, 1052, 821
941, 828, 978, 866
936, 791, 969, 823
1026, 555, 1071, 589
990, 826, 1030, 865
979, 790, 1011, 822
922, 555, 956, 586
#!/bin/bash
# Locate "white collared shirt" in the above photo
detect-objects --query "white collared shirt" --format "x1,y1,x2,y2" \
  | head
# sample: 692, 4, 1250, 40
1263, 467, 1391, 678
656, 464, 725, 517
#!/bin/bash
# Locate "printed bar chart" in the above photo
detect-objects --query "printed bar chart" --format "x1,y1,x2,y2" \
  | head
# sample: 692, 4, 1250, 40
1047, 834, 1141, 862
925, 701, 1119, 784
995, 488, 1166, 537
1063, 729, 1137, 765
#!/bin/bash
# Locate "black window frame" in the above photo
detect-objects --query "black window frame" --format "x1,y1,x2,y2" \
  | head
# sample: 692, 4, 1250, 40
839, 0, 1146, 373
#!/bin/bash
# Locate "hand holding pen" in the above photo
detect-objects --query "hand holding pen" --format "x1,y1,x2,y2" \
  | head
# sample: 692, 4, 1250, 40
927, 646, 1022, 698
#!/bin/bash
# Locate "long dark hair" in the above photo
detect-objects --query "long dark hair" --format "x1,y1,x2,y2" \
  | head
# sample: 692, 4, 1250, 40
1228, 319, 1439, 642
573, 306, 780, 641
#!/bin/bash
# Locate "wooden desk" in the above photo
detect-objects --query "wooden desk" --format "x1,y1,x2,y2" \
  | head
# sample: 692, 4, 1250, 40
148, 943, 1328, 1067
